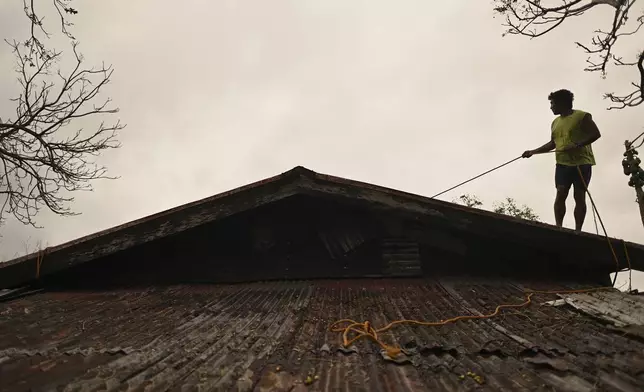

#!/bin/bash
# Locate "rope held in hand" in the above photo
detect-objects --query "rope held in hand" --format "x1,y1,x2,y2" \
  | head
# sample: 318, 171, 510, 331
429, 156, 523, 199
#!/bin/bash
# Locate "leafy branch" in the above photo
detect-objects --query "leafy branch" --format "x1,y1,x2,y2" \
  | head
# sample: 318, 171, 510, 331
455, 194, 540, 221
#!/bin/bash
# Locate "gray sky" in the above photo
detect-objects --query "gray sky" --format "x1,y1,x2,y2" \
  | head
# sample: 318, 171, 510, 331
1, 1, 643, 289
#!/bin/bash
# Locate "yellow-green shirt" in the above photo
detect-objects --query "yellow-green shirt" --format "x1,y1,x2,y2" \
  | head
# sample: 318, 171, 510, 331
552, 110, 596, 166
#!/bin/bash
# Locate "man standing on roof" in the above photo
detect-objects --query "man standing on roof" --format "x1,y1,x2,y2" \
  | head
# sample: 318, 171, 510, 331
522, 89, 602, 232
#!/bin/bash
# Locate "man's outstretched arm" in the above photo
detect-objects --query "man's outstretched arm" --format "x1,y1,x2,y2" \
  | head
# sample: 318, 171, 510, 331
523, 139, 555, 158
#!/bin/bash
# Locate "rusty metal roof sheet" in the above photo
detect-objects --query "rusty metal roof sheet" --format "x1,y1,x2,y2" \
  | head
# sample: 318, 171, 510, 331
2, 279, 643, 391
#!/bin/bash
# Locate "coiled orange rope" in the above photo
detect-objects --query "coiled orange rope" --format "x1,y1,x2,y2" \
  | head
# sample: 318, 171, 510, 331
329, 287, 614, 358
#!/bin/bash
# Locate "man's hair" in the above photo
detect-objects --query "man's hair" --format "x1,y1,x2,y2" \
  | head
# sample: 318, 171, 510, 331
548, 89, 574, 108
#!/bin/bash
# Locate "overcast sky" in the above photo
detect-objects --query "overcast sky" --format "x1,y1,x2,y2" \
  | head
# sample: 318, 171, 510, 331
1, 1, 642, 289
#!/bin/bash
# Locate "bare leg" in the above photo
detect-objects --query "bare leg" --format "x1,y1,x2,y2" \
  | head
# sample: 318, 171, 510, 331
554, 187, 569, 227
573, 185, 587, 232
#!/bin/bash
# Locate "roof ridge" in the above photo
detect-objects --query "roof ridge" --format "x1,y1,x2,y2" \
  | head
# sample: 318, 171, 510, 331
1, 165, 642, 289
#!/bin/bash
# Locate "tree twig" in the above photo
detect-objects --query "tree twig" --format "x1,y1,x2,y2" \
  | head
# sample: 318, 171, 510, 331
1, 1, 123, 226
494, 0, 644, 110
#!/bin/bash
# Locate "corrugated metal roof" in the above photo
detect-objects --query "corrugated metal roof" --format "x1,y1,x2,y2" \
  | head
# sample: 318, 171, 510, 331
2, 279, 643, 391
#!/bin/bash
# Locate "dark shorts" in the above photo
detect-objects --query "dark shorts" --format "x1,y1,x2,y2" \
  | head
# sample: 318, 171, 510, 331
555, 164, 592, 190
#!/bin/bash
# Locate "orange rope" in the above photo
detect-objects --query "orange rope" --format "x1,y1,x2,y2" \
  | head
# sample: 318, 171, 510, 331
329, 287, 613, 358
330, 293, 535, 358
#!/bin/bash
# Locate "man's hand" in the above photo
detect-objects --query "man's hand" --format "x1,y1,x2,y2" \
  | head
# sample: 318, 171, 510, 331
524, 140, 555, 158
522, 150, 534, 158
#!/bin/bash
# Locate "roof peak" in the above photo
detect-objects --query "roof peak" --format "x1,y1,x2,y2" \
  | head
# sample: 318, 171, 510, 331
285, 165, 317, 177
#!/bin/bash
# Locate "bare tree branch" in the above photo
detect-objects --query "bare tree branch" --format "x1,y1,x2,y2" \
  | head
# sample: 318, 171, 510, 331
1, 1, 123, 226
604, 50, 644, 108
494, 0, 644, 109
